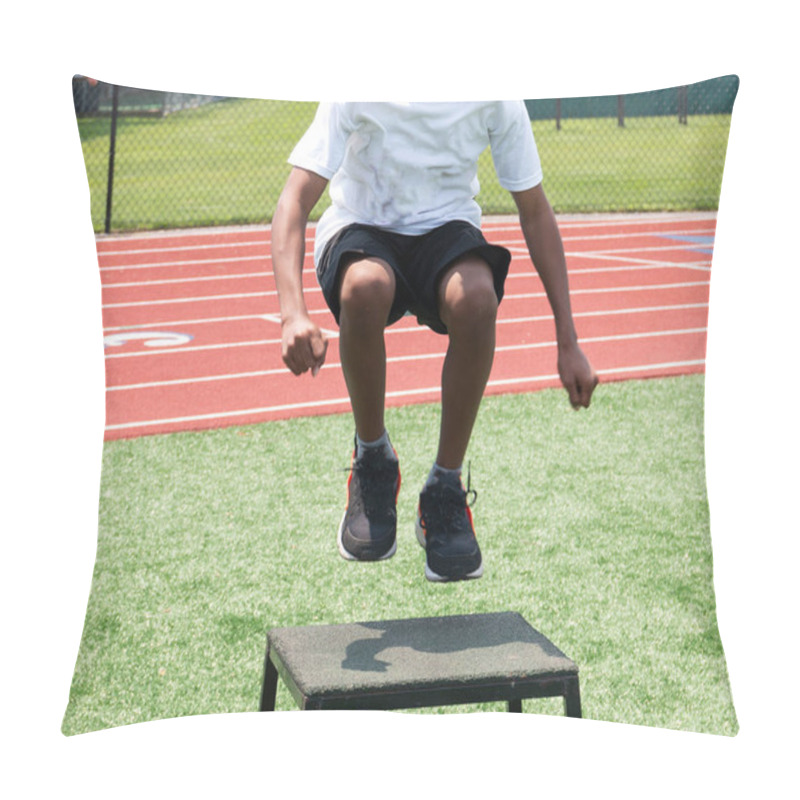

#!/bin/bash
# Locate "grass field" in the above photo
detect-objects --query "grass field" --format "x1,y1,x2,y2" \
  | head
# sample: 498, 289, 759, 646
484, 115, 730, 214
78, 99, 318, 233
62, 374, 738, 736
76, 99, 732, 232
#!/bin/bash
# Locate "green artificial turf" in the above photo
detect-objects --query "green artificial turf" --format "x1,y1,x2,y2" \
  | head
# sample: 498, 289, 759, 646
62, 375, 737, 736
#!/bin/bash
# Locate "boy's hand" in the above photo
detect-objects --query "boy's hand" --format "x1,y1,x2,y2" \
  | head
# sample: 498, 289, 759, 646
281, 314, 328, 377
557, 341, 598, 409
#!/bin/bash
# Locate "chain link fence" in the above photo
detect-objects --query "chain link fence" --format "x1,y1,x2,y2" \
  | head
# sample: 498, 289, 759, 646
72, 75, 738, 234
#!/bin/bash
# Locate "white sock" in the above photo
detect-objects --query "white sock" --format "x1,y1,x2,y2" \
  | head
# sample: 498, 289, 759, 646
426, 462, 462, 487
356, 429, 396, 460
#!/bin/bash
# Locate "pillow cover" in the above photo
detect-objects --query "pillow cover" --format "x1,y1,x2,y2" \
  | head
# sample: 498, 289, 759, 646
63, 76, 739, 736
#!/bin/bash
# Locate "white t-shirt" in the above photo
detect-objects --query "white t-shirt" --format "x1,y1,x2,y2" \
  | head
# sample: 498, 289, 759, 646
288, 101, 543, 264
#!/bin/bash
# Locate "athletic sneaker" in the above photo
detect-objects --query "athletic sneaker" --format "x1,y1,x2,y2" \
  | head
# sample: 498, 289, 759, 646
337, 443, 401, 562
415, 470, 483, 582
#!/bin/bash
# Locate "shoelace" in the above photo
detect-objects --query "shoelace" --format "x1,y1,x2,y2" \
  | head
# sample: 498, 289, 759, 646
420, 464, 477, 540
345, 449, 398, 518
464, 463, 478, 507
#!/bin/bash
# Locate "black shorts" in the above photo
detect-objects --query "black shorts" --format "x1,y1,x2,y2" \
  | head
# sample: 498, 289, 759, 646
316, 220, 511, 335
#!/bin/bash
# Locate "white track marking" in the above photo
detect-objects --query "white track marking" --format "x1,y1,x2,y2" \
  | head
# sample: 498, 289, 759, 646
96, 238, 710, 274
500, 233, 714, 248
508, 262, 711, 277
104, 338, 284, 358
561, 253, 711, 272
108, 368, 289, 390
482, 360, 706, 389
104, 358, 705, 433
103, 302, 709, 353
100, 257, 710, 291
483, 213, 715, 234
100, 277, 706, 310
95, 223, 709, 259
95, 216, 712, 247
600, 359, 705, 374
97, 232, 309, 247
95, 225, 712, 271
103, 271, 273, 288
92, 211, 712, 245
98, 216, 716, 434
104, 313, 273, 332
568, 244, 713, 257
258, 313, 338, 337
493, 327, 707, 351
99, 254, 270, 272
104, 331, 193, 348
508, 280, 709, 300
103, 397, 352, 432
101, 289, 299, 309
99, 241, 271, 256
107, 327, 706, 391
493, 302, 708, 327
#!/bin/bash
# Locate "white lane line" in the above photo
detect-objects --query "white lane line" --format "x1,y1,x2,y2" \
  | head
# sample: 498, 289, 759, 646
571, 243, 713, 256
98, 241, 272, 256
95, 221, 712, 258
101, 290, 288, 309
99, 254, 270, 272
104, 313, 273, 332
500, 238, 714, 253
105, 338, 284, 358
104, 358, 705, 433
93, 212, 713, 245
485, 214, 715, 232
520, 261, 711, 275
508, 280, 709, 301
100, 278, 708, 310
96, 224, 713, 257
562, 252, 711, 272
258, 314, 338, 337
507, 227, 714, 244
100, 258, 710, 292
95, 227, 713, 270
96, 235, 308, 256
106, 327, 706, 391
101, 294, 709, 332
96, 238, 711, 273
104, 396, 354, 431
103, 271, 273, 288
494, 302, 709, 327
102, 302, 710, 352
482, 360, 706, 389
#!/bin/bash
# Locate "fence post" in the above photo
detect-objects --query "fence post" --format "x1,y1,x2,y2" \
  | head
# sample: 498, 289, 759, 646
556, 98, 561, 131
678, 85, 688, 124
617, 95, 625, 127
104, 84, 119, 234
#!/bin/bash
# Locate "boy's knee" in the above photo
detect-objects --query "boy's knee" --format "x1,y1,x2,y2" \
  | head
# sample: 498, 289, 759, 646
440, 261, 498, 332
339, 258, 396, 319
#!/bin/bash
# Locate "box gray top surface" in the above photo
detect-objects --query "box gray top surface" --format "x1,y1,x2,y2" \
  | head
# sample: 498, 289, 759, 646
268, 612, 577, 697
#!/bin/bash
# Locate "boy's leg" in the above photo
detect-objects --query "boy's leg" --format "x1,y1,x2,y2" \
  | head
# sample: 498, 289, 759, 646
338, 257, 396, 442
336, 256, 401, 562
415, 254, 498, 582
436, 255, 498, 469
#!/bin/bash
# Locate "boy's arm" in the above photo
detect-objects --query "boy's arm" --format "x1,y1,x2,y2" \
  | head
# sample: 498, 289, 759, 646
271, 167, 330, 376
511, 184, 598, 408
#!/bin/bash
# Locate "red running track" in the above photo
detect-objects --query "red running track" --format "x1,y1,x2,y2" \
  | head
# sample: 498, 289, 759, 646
96, 212, 716, 440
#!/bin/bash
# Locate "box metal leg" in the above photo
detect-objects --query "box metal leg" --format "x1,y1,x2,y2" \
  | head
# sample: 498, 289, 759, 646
259, 646, 279, 712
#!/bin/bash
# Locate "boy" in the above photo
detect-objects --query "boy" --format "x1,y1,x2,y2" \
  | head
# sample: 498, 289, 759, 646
271, 101, 597, 583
